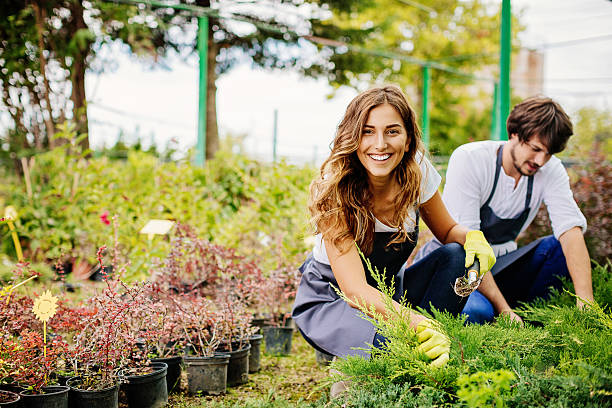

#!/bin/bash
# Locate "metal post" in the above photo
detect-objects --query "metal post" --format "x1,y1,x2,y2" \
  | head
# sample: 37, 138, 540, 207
421, 65, 431, 149
195, 15, 209, 166
273, 109, 278, 162
490, 82, 500, 140
499, 0, 511, 141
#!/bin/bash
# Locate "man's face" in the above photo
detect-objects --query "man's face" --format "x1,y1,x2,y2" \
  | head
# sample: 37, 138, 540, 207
508, 134, 552, 176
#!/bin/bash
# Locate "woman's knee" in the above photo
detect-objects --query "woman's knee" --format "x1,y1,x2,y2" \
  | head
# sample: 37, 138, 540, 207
436, 243, 466, 277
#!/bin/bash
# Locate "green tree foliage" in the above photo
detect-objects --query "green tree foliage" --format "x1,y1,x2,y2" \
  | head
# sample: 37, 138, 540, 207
0, 0, 184, 159
310, 0, 523, 155
564, 106, 612, 161
0, 0, 376, 162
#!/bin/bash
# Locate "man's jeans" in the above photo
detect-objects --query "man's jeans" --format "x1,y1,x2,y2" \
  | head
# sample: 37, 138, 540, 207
462, 236, 569, 324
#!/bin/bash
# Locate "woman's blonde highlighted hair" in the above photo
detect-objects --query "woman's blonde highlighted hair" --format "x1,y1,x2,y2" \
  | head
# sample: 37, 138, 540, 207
309, 85, 425, 255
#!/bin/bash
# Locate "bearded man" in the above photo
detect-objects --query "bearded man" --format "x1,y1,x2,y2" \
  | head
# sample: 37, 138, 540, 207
415, 96, 593, 324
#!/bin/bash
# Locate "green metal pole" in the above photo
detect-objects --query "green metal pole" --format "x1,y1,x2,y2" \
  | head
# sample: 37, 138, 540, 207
273, 109, 278, 162
499, 0, 511, 141
195, 15, 208, 166
421, 65, 431, 149
491, 82, 500, 140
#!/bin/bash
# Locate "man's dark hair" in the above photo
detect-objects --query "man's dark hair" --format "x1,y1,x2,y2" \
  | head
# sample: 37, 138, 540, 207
506, 96, 573, 154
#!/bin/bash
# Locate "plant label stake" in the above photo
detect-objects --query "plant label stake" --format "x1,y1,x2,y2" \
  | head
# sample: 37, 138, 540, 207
2, 206, 23, 261
32, 290, 59, 360
140, 220, 175, 240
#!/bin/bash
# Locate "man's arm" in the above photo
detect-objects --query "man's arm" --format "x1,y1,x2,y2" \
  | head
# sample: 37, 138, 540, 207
558, 226, 593, 308
475, 272, 523, 324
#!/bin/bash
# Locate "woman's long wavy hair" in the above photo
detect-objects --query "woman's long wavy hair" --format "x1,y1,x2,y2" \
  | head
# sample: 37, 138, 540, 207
309, 85, 425, 255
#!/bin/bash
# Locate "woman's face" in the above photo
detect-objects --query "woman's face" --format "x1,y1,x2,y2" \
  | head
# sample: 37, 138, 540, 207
357, 103, 409, 183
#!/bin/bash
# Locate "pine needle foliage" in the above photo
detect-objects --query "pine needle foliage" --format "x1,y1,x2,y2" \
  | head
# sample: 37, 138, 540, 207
329, 253, 612, 407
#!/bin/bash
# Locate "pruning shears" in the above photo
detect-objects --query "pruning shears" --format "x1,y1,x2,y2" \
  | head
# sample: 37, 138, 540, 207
466, 257, 480, 285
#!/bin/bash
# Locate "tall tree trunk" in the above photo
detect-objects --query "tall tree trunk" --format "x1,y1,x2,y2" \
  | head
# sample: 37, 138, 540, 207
32, 1, 55, 148
206, 28, 219, 160
68, 0, 89, 152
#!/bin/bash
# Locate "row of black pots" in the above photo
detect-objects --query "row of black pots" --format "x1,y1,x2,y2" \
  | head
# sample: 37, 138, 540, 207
0, 362, 168, 408
0, 330, 281, 406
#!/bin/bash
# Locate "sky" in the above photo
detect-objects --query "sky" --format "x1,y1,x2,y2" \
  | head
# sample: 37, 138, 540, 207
85, 0, 612, 164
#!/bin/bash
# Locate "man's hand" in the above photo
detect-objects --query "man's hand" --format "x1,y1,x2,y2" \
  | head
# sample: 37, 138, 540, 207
499, 308, 523, 326
416, 319, 450, 368
464, 230, 496, 276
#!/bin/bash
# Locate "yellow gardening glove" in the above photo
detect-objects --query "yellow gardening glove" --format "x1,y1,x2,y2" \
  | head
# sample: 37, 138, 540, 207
416, 319, 450, 368
463, 230, 496, 277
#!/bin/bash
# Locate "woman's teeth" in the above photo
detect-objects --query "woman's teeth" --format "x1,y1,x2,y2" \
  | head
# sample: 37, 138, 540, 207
369, 154, 390, 161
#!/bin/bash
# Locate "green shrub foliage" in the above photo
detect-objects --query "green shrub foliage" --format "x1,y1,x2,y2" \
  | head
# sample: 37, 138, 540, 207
328, 261, 612, 407
0, 126, 314, 278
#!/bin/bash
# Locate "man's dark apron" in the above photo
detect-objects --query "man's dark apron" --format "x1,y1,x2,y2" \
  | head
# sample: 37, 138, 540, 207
482, 145, 543, 275
414, 144, 543, 273
292, 220, 419, 358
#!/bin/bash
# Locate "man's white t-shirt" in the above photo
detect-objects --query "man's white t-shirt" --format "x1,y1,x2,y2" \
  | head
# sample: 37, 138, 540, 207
442, 140, 586, 257
313, 154, 442, 265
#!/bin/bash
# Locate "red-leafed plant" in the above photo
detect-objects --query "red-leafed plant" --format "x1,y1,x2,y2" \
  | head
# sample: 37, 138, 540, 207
519, 146, 611, 263
173, 294, 220, 357
255, 264, 300, 327
8, 330, 68, 393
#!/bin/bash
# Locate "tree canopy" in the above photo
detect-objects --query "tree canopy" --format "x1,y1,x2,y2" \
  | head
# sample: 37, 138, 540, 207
1, 0, 523, 161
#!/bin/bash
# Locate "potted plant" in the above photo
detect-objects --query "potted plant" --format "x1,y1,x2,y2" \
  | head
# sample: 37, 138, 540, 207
142, 283, 188, 395
259, 264, 300, 355
215, 295, 257, 386
177, 295, 230, 396
0, 335, 22, 406
10, 330, 70, 408
68, 275, 167, 408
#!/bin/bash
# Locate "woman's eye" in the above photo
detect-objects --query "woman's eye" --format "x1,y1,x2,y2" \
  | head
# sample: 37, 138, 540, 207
362, 129, 374, 135
387, 129, 400, 135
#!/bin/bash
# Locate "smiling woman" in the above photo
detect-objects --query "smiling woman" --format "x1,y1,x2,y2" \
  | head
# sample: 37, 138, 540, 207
291, 85, 497, 384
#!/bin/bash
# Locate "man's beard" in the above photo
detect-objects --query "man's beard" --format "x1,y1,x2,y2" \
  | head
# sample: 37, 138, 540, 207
509, 144, 538, 176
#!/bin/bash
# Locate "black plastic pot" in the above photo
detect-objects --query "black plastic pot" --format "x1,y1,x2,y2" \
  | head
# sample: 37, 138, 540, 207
119, 362, 167, 408
66, 377, 118, 408
315, 349, 334, 366
19, 386, 69, 408
0, 390, 20, 407
183, 354, 229, 396
248, 334, 264, 373
263, 326, 293, 355
52, 373, 75, 387
151, 356, 182, 394
223, 344, 250, 387
251, 317, 266, 334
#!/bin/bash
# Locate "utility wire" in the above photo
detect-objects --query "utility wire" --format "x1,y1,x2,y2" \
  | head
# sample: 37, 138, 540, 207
106, 0, 496, 83
540, 33, 612, 49
90, 102, 194, 129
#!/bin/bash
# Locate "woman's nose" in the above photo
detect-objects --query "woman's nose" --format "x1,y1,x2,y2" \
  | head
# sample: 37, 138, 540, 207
374, 132, 387, 150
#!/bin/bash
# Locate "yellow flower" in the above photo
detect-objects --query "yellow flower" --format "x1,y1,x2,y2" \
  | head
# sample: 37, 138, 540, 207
32, 290, 58, 323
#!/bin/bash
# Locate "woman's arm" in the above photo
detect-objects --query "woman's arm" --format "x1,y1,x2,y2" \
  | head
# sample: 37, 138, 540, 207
420, 191, 468, 245
324, 234, 426, 330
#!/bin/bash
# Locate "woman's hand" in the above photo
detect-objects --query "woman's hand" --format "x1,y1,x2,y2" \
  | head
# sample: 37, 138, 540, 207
463, 230, 496, 277
416, 319, 450, 368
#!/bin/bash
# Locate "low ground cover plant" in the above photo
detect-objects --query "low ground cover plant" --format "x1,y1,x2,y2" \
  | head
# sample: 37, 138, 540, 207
326, 259, 612, 407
